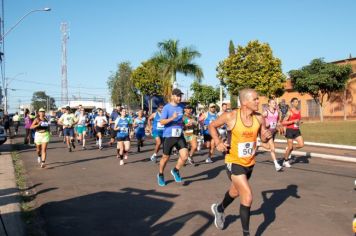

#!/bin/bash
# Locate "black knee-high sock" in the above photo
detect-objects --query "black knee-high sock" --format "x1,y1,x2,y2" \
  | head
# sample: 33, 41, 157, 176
218, 191, 235, 212
240, 204, 251, 235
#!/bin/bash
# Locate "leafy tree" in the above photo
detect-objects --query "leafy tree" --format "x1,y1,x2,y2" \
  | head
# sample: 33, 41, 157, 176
131, 59, 166, 112
189, 81, 220, 108
31, 91, 56, 111
289, 58, 352, 122
153, 39, 204, 98
107, 62, 140, 109
217, 40, 285, 98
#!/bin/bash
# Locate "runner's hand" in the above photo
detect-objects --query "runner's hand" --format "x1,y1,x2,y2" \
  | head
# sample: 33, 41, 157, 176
216, 141, 229, 152
261, 129, 272, 141
172, 112, 178, 120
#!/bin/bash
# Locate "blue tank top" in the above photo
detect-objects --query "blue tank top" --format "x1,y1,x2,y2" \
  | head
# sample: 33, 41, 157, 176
152, 112, 164, 133
135, 117, 146, 134
203, 112, 218, 135
116, 117, 130, 138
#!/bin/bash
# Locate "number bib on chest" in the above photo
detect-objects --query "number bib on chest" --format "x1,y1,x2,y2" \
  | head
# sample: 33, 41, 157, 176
157, 122, 164, 130
270, 122, 277, 129
238, 142, 256, 158
171, 128, 182, 137
120, 127, 129, 133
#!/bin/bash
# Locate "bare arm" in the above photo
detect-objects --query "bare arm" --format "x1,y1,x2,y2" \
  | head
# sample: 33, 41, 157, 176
208, 111, 235, 152
147, 113, 155, 130
256, 114, 272, 143
30, 118, 40, 130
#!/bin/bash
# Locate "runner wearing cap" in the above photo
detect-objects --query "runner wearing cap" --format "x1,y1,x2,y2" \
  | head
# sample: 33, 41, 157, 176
202, 103, 218, 163
30, 108, 51, 168
183, 105, 198, 165
58, 106, 78, 152
148, 103, 165, 162
157, 88, 188, 186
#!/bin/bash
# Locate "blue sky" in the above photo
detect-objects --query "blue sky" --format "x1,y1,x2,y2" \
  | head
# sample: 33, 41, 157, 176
3, 0, 356, 111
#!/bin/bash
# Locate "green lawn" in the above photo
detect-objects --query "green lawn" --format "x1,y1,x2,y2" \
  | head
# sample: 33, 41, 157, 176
276, 120, 356, 146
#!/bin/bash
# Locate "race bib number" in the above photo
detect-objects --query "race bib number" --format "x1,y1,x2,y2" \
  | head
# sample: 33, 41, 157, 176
157, 122, 164, 130
138, 123, 144, 128
171, 128, 182, 137
238, 142, 256, 158
120, 127, 128, 133
40, 122, 49, 127
270, 122, 277, 129
294, 121, 299, 128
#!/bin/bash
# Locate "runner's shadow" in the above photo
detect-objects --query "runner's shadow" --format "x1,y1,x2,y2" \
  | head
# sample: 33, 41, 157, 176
183, 165, 225, 186
252, 184, 301, 236
223, 184, 301, 233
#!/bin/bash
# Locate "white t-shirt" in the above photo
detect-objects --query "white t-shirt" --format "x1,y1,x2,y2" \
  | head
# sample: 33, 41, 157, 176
94, 116, 107, 127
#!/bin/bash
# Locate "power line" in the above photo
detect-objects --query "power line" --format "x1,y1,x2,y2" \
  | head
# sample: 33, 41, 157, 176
11, 78, 108, 90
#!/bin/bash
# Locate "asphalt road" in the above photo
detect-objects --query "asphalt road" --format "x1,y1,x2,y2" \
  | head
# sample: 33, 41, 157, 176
16, 134, 356, 236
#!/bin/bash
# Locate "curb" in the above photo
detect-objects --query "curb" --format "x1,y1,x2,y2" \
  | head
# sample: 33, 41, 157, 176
274, 139, 356, 151
0, 138, 25, 236
259, 147, 356, 163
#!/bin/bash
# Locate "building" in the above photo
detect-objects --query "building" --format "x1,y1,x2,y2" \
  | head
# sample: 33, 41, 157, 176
260, 56, 356, 120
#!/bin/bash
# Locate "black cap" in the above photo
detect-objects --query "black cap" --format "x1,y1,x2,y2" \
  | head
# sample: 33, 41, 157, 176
172, 88, 184, 96
65, 106, 71, 110
184, 104, 192, 109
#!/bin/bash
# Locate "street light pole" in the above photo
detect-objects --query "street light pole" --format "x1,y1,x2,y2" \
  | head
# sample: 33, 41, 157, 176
0, 7, 51, 113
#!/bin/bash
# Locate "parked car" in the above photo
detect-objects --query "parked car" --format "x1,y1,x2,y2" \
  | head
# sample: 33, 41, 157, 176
0, 125, 7, 145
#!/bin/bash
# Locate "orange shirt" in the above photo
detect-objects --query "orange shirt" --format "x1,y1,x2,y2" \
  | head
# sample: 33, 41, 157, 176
225, 109, 260, 167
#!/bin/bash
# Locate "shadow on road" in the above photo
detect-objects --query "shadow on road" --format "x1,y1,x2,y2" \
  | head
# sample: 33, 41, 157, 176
183, 165, 225, 186
224, 184, 300, 235
16, 187, 213, 236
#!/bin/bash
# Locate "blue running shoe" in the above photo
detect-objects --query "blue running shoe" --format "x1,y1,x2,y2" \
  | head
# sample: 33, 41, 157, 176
157, 174, 166, 186
171, 169, 182, 183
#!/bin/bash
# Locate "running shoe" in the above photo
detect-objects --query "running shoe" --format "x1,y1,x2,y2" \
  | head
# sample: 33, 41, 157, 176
275, 164, 283, 171
171, 169, 182, 183
82, 146, 86, 150
119, 160, 124, 166
99, 146, 104, 150
157, 174, 166, 186
187, 157, 195, 165
211, 203, 225, 230
283, 160, 291, 168
150, 154, 157, 162
68, 147, 72, 152
40, 162, 46, 168
205, 157, 213, 163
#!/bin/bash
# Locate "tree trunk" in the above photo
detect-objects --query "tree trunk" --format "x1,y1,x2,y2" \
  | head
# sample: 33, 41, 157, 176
149, 97, 153, 115
319, 103, 324, 122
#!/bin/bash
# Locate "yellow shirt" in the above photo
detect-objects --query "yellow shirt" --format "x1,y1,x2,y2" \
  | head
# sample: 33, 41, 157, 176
225, 109, 260, 167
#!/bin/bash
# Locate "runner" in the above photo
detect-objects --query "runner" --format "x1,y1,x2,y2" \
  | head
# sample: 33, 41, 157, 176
157, 88, 188, 186
24, 109, 34, 145
202, 103, 218, 163
2, 112, 11, 136
261, 98, 283, 171
114, 108, 131, 165
58, 106, 78, 152
209, 88, 272, 236
183, 105, 198, 165
133, 110, 146, 152
148, 103, 165, 162
30, 108, 51, 168
56, 107, 65, 140
12, 112, 20, 136
109, 105, 121, 146
217, 103, 228, 142
282, 97, 304, 167
77, 108, 89, 150
94, 108, 107, 150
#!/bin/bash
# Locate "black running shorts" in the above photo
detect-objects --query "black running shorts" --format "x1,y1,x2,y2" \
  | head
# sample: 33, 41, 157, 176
285, 128, 301, 140
226, 163, 254, 180
203, 134, 212, 142
95, 126, 106, 134
163, 136, 187, 156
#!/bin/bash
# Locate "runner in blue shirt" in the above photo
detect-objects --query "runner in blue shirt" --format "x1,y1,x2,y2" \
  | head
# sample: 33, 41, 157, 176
202, 103, 218, 163
109, 105, 121, 146
133, 110, 146, 152
114, 108, 132, 165
148, 103, 165, 162
157, 88, 188, 186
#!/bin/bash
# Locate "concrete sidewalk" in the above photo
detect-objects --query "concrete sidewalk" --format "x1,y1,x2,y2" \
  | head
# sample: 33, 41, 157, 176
0, 139, 25, 236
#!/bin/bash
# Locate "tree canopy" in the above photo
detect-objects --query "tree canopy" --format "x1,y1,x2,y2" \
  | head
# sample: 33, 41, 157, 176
289, 58, 352, 121
107, 62, 140, 108
189, 81, 220, 108
31, 91, 56, 111
217, 40, 285, 98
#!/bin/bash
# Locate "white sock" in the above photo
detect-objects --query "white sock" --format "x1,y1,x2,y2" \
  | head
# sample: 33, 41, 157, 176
99, 138, 102, 147
83, 139, 86, 147
273, 160, 279, 165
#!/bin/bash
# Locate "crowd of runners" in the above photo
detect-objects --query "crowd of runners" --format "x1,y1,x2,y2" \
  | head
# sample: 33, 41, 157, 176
7, 87, 306, 236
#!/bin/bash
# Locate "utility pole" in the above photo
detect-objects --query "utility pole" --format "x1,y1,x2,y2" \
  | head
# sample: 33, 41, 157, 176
61, 22, 68, 106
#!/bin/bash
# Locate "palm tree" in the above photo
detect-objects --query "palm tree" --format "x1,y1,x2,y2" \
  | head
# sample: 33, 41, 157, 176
154, 39, 204, 98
